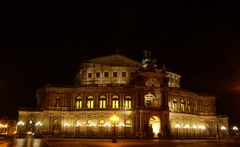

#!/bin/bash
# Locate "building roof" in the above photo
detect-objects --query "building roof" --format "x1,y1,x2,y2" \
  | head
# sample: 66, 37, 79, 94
84, 54, 142, 67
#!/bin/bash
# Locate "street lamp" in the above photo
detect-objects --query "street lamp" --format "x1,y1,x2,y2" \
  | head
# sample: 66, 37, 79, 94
221, 126, 226, 139
35, 121, 42, 135
111, 115, 119, 143
119, 122, 125, 138
17, 121, 25, 136
75, 122, 82, 137
174, 124, 180, 138
104, 122, 110, 137
64, 122, 70, 137
89, 123, 96, 135
184, 124, 190, 137
192, 125, 197, 138
233, 126, 239, 137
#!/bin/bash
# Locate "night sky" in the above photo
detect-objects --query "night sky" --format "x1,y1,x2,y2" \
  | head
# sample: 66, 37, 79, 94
1, 2, 240, 125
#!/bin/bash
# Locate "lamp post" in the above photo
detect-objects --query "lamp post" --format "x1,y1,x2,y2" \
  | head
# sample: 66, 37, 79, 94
111, 115, 119, 143
64, 122, 70, 137
220, 126, 226, 139
90, 123, 96, 135
192, 125, 197, 138
35, 121, 42, 135
174, 124, 180, 138
75, 122, 82, 137
232, 126, 238, 137
119, 122, 125, 138
104, 122, 110, 137
17, 121, 25, 137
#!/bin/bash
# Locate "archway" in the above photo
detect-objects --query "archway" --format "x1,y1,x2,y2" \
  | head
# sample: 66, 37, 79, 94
149, 116, 161, 138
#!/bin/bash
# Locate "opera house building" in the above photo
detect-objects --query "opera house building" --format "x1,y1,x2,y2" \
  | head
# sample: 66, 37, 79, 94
18, 52, 228, 139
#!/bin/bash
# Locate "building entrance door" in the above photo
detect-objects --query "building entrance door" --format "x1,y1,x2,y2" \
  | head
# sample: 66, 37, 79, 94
149, 116, 160, 138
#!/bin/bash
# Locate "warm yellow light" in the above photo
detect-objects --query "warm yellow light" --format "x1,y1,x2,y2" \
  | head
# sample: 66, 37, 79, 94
89, 123, 96, 127
192, 125, 197, 129
233, 126, 238, 131
17, 121, 25, 126
175, 124, 180, 128
111, 115, 119, 122
35, 121, 42, 126
119, 122, 125, 127
64, 122, 70, 127
221, 126, 226, 130
75, 122, 82, 127
152, 123, 160, 135
104, 122, 110, 127
184, 124, 190, 128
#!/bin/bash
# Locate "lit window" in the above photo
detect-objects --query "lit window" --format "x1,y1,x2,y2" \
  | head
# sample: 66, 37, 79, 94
76, 96, 82, 109
87, 120, 93, 125
104, 72, 108, 77
125, 96, 132, 109
99, 95, 106, 109
99, 120, 105, 125
125, 120, 131, 125
87, 96, 94, 109
55, 97, 60, 107
122, 72, 126, 77
180, 100, 185, 112
88, 73, 92, 78
173, 98, 178, 111
113, 72, 118, 77
112, 95, 119, 109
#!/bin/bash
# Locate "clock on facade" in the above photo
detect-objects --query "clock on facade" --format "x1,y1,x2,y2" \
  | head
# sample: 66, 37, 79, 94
145, 78, 160, 87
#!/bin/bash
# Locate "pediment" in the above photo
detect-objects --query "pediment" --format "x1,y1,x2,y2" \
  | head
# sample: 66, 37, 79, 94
85, 54, 142, 67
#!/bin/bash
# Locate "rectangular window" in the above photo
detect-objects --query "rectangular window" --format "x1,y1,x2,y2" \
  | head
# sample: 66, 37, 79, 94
76, 101, 82, 109
122, 72, 126, 77
125, 100, 132, 109
88, 73, 92, 78
181, 104, 185, 112
104, 72, 109, 77
99, 100, 106, 109
87, 100, 94, 109
112, 100, 119, 109
173, 102, 177, 111
96, 72, 100, 77
113, 72, 118, 77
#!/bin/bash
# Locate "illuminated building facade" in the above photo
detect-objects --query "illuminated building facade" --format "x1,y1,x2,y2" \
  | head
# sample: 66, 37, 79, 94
18, 52, 228, 139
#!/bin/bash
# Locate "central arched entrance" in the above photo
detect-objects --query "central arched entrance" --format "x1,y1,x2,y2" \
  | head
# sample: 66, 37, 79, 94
149, 116, 161, 138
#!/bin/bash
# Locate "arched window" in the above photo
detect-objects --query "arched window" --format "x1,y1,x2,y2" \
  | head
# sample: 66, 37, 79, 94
112, 95, 119, 109
125, 96, 132, 109
99, 120, 105, 126
87, 120, 93, 125
187, 101, 191, 112
87, 96, 94, 109
173, 98, 178, 111
180, 99, 185, 112
76, 96, 82, 109
55, 96, 60, 107
145, 93, 154, 108
125, 120, 132, 126
99, 95, 106, 109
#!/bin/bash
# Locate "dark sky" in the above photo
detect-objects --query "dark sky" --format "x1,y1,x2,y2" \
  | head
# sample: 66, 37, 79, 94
1, 1, 240, 125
